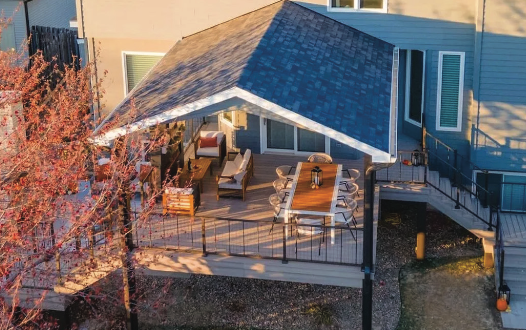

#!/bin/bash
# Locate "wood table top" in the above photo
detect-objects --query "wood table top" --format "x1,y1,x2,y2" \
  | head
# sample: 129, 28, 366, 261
180, 158, 212, 181
290, 162, 339, 213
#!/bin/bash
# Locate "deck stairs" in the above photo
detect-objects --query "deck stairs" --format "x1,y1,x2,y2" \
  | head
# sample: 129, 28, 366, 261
377, 166, 493, 240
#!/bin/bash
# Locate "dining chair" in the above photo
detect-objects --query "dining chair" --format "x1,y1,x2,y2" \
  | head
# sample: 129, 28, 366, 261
269, 193, 287, 234
337, 182, 359, 207
339, 168, 361, 196
334, 198, 358, 240
307, 153, 333, 164
296, 218, 325, 255
276, 165, 296, 181
273, 178, 291, 202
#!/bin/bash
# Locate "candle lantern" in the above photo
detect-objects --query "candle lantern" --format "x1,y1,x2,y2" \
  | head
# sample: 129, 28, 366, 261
498, 283, 511, 305
311, 166, 323, 186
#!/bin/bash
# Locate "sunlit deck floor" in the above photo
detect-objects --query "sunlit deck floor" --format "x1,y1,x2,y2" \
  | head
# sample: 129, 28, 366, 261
131, 154, 379, 265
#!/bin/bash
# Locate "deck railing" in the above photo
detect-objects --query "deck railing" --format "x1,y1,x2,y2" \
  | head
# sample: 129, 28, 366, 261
132, 212, 363, 266
378, 134, 496, 229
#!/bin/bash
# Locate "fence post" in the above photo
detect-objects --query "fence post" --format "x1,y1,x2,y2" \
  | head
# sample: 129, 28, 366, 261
282, 224, 288, 264
484, 171, 490, 208
453, 150, 461, 209
201, 218, 207, 257
489, 207, 494, 231
55, 251, 62, 285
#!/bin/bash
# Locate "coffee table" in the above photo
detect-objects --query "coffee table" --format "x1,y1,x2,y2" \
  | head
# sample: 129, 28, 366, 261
179, 158, 212, 193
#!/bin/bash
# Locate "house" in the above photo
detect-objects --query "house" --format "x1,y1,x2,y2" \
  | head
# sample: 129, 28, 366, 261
0, 0, 80, 64
35, 0, 525, 326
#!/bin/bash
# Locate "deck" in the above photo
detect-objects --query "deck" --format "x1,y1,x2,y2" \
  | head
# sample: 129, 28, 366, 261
131, 154, 378, 267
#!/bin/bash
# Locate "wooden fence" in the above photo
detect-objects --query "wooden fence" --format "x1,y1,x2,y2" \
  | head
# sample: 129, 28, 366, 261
29, 25, 80, 70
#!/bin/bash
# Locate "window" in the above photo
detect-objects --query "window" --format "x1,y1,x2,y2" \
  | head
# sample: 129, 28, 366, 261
0, 24, 16, 52
220, 111, 236, 128
329, 0, 387, 12
404, 50, 425, 127
436, 51, 464, 132
262, 118, 330, 155
123, 53, 163, 94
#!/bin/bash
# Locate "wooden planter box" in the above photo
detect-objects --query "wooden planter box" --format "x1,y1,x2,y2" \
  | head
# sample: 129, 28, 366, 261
162, 185, 200, 216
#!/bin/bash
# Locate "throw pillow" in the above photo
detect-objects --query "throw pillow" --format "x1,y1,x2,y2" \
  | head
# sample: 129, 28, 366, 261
233, 153, 243, 168
233, 171, 246, 183
200, 137, 218, 148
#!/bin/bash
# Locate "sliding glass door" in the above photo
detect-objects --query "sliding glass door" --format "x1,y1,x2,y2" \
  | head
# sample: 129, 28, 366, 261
263, 118, 328, 154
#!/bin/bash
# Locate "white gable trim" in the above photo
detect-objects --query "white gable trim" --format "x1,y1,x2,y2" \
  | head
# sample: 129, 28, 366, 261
93, 87, 394, 163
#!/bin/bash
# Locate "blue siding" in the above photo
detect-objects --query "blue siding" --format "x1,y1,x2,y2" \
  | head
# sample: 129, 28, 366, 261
330, 139, 363, 160
27, 0, 76, 29
235, 114, 261, 154
0, 1, 28, 52
471, 0, 526, 172
297, 2, 475, 157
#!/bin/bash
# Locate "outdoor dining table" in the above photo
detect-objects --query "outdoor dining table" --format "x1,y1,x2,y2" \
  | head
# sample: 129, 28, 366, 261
284, 162, 342, 244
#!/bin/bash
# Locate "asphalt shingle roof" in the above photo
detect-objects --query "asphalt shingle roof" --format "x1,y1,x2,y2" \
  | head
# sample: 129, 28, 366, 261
106, 0, 394, 153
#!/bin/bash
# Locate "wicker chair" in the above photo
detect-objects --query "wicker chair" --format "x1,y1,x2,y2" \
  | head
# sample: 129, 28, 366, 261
339, 168, 360, 196
307, 153, 332, 164
269, 193, 287, 234
276, 165, 296, 181
273, 178, 291, 202
334, 198, 359, 240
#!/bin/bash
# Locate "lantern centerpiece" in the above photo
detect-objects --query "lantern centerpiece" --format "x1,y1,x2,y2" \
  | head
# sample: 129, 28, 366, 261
311, 166, 323, 188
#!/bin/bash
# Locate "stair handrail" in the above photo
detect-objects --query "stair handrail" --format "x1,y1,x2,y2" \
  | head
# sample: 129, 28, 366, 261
494, 207, 505, 290
425, 131, 488, 174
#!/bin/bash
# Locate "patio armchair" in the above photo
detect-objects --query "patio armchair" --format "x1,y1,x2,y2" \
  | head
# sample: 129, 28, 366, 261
337, 182, 359, 207
273, 178, 291, 202
216, 149, 254, 201
307, 153, 333, 164
195, 131, 227, 168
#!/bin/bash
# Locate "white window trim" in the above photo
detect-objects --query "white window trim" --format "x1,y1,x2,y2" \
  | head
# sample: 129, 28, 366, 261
327, 0, 388, 13
436, 51, 465, 132
219, 111, 236, 129
122, 51, 165, 96
404, 50, 425, 128
260, 117, 331, 157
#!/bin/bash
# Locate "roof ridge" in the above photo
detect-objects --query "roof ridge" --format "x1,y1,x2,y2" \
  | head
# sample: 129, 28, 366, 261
182, 0, 285, 40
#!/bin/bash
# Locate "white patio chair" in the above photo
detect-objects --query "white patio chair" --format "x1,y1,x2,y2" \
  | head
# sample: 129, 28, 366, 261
334, 198, 358, 240
276, 165, 296, 181
269, 193, 287, 234
337, 182, 359, 207
339, 168, 361, 196
273, 178, 291, 202
307, 153, 332, 164
296, 218, 325, 255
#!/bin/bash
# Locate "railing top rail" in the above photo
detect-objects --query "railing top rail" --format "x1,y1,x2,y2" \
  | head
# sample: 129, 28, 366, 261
425, 132, 488, 173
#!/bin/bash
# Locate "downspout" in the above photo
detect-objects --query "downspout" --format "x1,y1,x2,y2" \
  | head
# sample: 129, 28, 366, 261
474, 0, 487, 159
23, 0, 33, 43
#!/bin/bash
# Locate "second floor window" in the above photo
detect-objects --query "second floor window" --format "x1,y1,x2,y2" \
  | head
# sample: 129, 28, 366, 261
0, 24, 16, 52
124, 53, 164, 94
329, 0, 387, 12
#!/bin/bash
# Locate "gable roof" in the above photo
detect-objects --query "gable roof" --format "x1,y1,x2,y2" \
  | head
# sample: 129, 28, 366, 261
98, 0, 395, 155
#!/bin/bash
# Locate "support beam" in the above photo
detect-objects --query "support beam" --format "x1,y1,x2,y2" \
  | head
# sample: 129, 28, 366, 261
362, 154, 375, 330
416, 202, 427, 260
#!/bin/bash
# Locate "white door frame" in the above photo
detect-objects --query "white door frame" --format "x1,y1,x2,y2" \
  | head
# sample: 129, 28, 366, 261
404, 50, 426, 128
260, 117, 331, 156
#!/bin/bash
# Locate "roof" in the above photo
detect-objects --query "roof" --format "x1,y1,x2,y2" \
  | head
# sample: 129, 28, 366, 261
100, 0, 395, 154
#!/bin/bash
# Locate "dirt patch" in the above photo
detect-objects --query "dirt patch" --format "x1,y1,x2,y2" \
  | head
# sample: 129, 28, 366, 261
398, 256, 502, 330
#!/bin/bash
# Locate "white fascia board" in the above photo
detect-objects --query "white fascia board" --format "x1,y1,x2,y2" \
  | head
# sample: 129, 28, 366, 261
93, 87, 393, 163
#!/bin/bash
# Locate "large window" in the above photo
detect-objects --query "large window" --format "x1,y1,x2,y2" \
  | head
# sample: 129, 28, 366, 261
436, 51, 465, 132
263, 118, 329, 154
220, 111, 236, 128
329, 0, 387, 12
0, 24, 16, 52
124, 53, 164, 94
